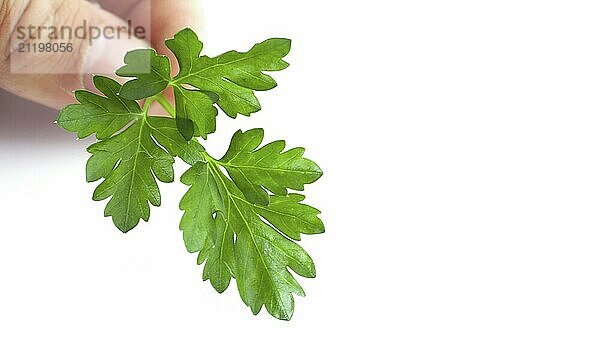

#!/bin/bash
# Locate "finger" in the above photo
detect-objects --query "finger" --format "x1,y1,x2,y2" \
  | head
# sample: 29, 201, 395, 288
114, 0, 204, 114
0, 0, 149, 110
94, 0, 144, 18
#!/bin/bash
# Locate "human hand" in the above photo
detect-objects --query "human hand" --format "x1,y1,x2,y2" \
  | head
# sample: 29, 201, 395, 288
0, 0, 204, 110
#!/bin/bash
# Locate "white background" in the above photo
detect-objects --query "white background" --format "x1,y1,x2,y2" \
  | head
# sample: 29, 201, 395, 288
2, 0, 600, 349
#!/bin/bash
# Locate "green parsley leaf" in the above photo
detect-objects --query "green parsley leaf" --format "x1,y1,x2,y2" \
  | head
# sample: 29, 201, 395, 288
180, 144, 323, 320
172, 85, 218, 140
165, 27, 203, 78
169, 30, 291, 118
57, 76, 201, 232
116, 49, 171, 100
57, 75, 139, 140
253, 194, 325, 241
217, 129, 323, 206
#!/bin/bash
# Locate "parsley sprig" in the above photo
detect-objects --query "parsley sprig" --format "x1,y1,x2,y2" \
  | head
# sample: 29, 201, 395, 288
56, 28, 324, 320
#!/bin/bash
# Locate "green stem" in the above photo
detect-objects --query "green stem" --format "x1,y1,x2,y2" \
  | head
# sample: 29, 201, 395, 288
154, 94, 176, 118
142, 96, 155, 115
201, 150, 216, 164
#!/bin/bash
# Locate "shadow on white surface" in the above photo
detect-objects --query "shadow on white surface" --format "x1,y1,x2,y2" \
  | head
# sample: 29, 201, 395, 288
0, 88, 72, 147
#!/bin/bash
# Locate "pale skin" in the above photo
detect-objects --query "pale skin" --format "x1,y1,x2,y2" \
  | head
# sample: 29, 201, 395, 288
0, 0, 204, 110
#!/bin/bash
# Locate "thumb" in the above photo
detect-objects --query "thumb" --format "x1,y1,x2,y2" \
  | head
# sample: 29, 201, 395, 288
0, 0, 149, 110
